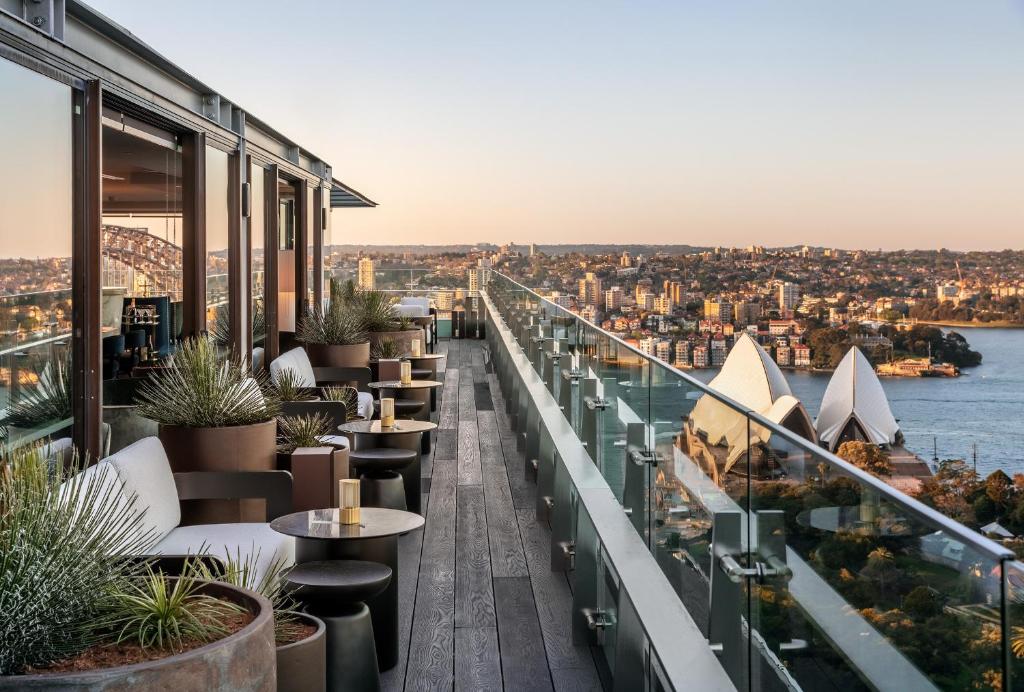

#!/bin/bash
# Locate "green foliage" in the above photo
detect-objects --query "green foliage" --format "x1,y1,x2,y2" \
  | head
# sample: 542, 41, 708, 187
815, 532, 873, 571
135, 337, 279, 427
104, 566, 242, 653
296, 304, 367, 346
0, 443, 151, 674
371, 337, 404, 360
321, 385, 361, 422
903, 585, 944, 620
837, 441, 892, 477
277, 413, 332, 453
346, 290, 401, 333
272, 368, 317, 402
4, 355, 73, 429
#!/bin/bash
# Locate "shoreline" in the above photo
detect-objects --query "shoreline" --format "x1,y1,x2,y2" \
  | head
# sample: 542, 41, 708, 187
913, 320, 1024, 329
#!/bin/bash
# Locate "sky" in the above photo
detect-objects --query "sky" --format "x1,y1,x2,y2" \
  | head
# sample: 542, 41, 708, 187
84, 0, 1024, 250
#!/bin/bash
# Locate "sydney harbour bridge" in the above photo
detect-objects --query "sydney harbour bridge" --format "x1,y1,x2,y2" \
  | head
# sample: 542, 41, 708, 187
101, 225, 182, 300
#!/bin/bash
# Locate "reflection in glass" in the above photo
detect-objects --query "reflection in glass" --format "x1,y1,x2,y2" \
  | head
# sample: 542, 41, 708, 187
205, 147, 230, 346
306, 185, 315, 308
0, 58, 74, 445
250, 163, 266, 359
321, 187, 332, 308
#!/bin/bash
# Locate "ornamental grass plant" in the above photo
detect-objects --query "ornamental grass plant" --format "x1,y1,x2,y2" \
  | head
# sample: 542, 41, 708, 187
0, 443, 151, 674
295, 304, 367, 346
321, 385, 361, 422
134, 337, 279, 427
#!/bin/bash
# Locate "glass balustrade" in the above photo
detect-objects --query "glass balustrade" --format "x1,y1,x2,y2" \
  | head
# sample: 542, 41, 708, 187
484, 270, 1019, 692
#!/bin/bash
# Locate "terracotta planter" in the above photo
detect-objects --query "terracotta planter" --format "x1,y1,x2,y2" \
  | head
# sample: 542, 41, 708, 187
369, 328, 424, 356
276, 611, 326, 692
1, 582, 275, 692
159, 420, 277, 525
304, 341, 370, 368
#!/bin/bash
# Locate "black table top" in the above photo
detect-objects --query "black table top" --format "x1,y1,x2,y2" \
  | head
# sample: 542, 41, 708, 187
368, 379, 443, 390
338, 419, 437, 435
271, 507, 425, 540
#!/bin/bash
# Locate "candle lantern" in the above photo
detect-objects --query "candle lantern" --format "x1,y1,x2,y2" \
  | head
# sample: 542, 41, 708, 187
339, 479, 360, 524
381, 397, 396, 428
400, 360, 412, 385
411, 338, 422, 358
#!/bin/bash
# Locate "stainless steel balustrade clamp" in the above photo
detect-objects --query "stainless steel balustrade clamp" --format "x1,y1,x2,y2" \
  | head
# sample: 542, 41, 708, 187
550, 462, 577, 573
709, 510, 748, 690
536, 430, 556, 524
582, 607, 613, 631
558, 366, 582, 423
623, 423, 650, 540
524, 403, 542, 484
580, 378, 601, 462
557, 540, 576, 570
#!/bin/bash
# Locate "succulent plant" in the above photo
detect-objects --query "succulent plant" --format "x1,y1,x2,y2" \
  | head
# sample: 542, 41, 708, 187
321, 385, 361, 422
272, 368, 317, 402
371, 337, 404, 360
296, 304, 366, 346
276, 413, 332, 454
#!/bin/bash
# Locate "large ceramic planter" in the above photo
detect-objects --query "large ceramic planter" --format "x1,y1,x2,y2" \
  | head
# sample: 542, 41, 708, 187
369, 328, 424, 356
159, 419, 277, 524
0, 582, 275, 692
304, 341, 370, 369
276, 611, 326, 692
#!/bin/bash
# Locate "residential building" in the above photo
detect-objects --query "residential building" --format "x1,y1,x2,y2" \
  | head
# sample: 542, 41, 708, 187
710, 337, 728, 367
778, 281, 800, 314
704, 298, 733, 322
674, 340, 691, 367
653, 293, 673, 315
776, 344, 792, 366
794, 344, 812, 367
358, 257, 376, 290
605, 286, 623, 310
578, 272, 603, 306
655, 340, 671, 363
620, 251, 632, 267
692, 345, 710, 368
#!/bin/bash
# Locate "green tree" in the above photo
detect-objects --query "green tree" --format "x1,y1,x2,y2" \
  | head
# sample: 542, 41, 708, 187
837, 441, 892, 478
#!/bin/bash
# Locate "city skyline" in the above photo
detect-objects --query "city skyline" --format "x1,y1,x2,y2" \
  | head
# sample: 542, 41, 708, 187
83, 1, 1024, 251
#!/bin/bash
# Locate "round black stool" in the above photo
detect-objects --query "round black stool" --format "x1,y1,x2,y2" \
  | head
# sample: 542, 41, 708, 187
410, 368, 432, 380
285, 560, 392, 691
350, 447, 418, 510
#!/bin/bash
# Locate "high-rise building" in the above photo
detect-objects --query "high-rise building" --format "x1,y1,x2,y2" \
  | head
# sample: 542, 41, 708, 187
358, 257, 376, 290
692, 345, 710, 368
529, 243, 538, 257
653, 293, 673, 315
578, 272, 603, 306
655, 340, 671, 363
778, 282, 800, 314
605, 286, 623, 310
704, 298, 733, 322
673, 340, 691, 367
638, 292, 655, 311
620, 251, 632, 268
639, 337, 657, 356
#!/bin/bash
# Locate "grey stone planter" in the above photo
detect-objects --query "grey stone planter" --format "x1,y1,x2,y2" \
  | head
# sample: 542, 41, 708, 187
0, 582, 275, 692
276, 611, 326, 692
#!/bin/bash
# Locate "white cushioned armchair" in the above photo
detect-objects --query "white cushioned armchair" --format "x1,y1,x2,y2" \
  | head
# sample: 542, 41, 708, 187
68, 436, 294, 583
269, 347, 374, 421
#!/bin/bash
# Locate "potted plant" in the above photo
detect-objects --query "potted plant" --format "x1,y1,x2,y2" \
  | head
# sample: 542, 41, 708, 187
192, 551, 326, 692
2, 356, 72, 443
135, 337, 280, 524
296, 304, 369, 368
347, 289, 424, 355
276, 413, 349, 512
0, 443, 276, 690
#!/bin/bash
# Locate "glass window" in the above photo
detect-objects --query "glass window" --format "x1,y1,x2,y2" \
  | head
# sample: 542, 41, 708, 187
322, 186, 332, 308
0, 58, 74, 444
205, 147, 230, 345
306, 185, 315, 308
249, 163, 266, 357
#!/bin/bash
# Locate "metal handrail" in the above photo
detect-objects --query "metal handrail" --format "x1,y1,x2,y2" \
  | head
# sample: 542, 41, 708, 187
489, 270, 1015, 562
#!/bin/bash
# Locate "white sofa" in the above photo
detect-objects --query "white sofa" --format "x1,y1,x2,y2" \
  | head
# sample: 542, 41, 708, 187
269, 346, 373, 420
69, 437, 294, 583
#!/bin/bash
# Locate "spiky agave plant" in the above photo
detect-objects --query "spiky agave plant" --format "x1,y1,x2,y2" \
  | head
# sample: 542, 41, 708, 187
276, 413, 332, 454
371, 337, 404, 360
321, 385, 361, 422
135, 337, 279, 427
347, 289, 400, 333
272, 368, 317, 402
0, 443, 153, 674
5, 355, 73, 429
295, 304, 366, 346
188, 547, 302, 643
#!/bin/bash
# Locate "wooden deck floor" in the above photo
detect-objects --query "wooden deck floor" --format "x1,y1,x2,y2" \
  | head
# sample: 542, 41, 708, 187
382, 338, 602, 692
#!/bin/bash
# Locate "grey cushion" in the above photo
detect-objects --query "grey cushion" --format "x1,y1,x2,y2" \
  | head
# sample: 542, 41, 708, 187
101, 436, 181, 543
153, 523, 295, 585
270, 347, 317, 388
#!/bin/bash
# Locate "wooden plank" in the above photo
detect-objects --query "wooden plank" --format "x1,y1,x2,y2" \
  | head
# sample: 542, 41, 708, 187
455, 627, 502, 692
380, 510, 426, 692
404, 458, 457, 692
457, 421, 482, 486
474, 382, 494, 411
458, 381, 476, 422
439, 367, 460, 430
493, 577, 555, 691
434, 429, 457, 461
455, 485, 494, 628
479, 411, 529, 578
488, 377, 535, 510
517, 508, 601, 686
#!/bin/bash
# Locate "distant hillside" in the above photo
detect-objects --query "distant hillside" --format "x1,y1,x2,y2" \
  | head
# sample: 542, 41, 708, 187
326, 243, 713, 256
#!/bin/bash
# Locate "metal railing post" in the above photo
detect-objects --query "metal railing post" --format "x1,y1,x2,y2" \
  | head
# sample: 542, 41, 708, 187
536, 426, 556, 523
623, 422, 651, 541
550, 459, 577, 572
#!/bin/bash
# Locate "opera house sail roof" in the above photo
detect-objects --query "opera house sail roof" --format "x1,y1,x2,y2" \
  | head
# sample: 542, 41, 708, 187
816, 346, 902, 452
689, 333, 816, 472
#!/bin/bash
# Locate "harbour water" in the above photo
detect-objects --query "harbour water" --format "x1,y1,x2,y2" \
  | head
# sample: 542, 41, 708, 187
688, 328, 1024, 477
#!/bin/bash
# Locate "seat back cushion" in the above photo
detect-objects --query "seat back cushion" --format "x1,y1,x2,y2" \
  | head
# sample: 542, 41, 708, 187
393, 303, 428, 318
102, 436, 180, 542
400, 296, 430, 310
270, 347, 316, 387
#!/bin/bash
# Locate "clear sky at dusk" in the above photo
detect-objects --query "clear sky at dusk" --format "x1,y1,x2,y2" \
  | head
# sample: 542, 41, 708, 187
87, 1, 1024, 250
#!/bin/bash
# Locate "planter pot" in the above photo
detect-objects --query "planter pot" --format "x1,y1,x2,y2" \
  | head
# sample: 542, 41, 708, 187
159, 420, 277, 525
0, 582, 275, 692
304, 342, 370, 369
276, 611, 326, 692
369, 328, 424, 357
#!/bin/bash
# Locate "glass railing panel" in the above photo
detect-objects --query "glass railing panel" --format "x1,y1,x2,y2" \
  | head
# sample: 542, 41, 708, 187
746, 425, 1006, 691
1006, 560, 1024, 690
648, 360, 719, 633
0, 336, 73, 446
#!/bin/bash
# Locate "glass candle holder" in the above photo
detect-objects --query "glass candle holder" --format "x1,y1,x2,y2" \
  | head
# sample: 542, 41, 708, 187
400, 360, 412, 385
381, 397, 395, 428
339, 478, 360, 524
411, 338, 421, 357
